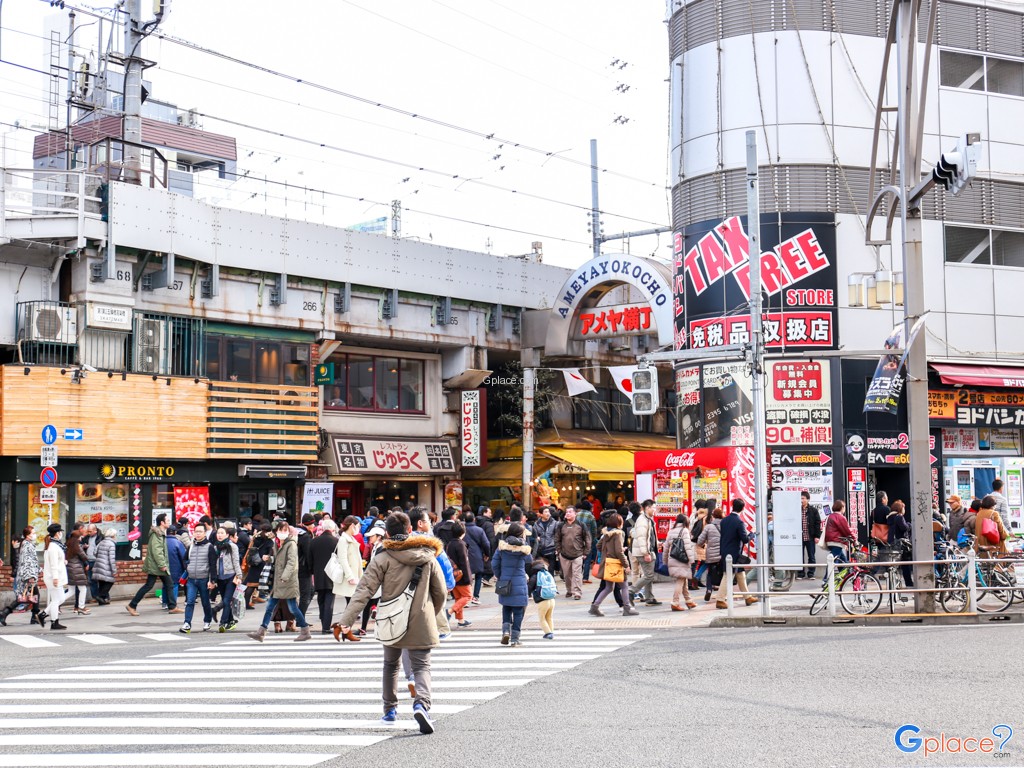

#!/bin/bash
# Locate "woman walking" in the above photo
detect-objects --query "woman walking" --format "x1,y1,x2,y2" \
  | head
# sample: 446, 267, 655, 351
0, 527, 41, 627
42, 523, 69, 630
243, 523, 273, 609
491, 522, 533, 645
444, 521, 473, 628
697, 508, 724, 602
66, 529, 90, 615
310, 518, 340, 634
92, 529, 118, 605
333, 516, 364, 607
588, 513, 638, 617
247, 521, 312, 642
663, 514, 698, 611
212, 525, 241, 631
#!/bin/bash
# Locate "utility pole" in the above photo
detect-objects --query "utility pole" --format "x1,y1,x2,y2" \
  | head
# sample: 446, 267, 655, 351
746, 131, 769, 616
590, 139, 600, 259
122, 0, 144, 184
65, 10, 75, 171
520, 349, 538, 513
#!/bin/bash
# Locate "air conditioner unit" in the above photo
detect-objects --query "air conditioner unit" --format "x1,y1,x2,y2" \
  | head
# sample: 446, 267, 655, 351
22, 305, 78, 344
132, 319, 170, 374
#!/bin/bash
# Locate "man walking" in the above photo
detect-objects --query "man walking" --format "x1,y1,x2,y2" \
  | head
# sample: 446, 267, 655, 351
555, 506, 591, 600
296, 512, 316, 618
532, 506, 559, 577
714, 499, 757, 608
336, 512, 447, 734
83, 523, 101, 603
799, 491, 822, 579
126, 513, 180, 616
990, 479, 1011, 532
630, 499, 661, 606
180, 522, 214, 634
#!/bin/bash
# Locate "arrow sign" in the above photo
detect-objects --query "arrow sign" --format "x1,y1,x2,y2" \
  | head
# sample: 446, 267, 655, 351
818, 452, 832, 466
40, 467, 58, 488
930, 454, 937, 465
42, 425, 57, 445
64, 429, 83, 441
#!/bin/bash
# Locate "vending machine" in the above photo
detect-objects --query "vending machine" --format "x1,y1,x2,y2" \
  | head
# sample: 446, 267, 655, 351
633, 447, 760, 542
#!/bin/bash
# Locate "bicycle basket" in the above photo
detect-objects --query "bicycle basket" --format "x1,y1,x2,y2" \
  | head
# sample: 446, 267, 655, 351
875, 546, 903, 562
851, 549, 869, 563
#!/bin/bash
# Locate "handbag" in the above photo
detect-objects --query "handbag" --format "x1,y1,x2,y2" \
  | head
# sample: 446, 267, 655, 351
870, 522, 889, 543
654, 552, 669, 577
590, 560, 602, 580
495, 579, 513, 596
374, 564, 425, 646
603, 557, 625, 583
981, 516, 1001, 545
735, 545, 751, 566
324, 553, 346, 584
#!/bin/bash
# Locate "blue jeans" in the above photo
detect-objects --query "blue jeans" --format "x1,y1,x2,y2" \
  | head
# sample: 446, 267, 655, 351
217, 580, 237, 627
473, 572, 484, 599
161, 582, 180, 608
184, 579, 212, 626
260, 597, 308, 629
827, 545, 849, 565
583, 539, 598, 579
501, 605, 525, 634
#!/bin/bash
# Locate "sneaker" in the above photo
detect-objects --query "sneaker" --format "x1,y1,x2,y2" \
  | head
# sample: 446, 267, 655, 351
380, 708, 399, 724
179, 623, 191, 635
645, 599, 663, 606
543, 632, 554, 640
457, 620, 472, 628
413, 702, 434, 734
225, 621, 237, 631
500, 632, 510, 646
469, 598, 480, 605
202, 623, 212, 632
218, 625, 227, 633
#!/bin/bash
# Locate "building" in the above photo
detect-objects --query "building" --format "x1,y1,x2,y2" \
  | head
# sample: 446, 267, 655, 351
667, 0, 1024, 533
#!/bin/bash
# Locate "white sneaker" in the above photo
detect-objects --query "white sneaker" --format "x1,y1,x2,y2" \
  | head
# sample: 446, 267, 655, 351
202, 622, 212, 632
178, 623, 190, 634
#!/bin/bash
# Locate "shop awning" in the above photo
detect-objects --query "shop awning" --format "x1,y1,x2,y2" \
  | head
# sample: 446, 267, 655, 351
537, 447, 636, 481
461, 457, 557, 485
932, 362, 1024, 388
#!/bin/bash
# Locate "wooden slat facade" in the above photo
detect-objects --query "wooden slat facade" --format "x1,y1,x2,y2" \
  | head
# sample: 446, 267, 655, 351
0, 367, 318, 462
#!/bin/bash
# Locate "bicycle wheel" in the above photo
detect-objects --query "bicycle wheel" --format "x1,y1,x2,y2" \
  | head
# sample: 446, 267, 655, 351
977, 569, 1015, 613
938, 576, 968, 614
839, 570, 882, 615
887, 568, 910, 612
770, 568, 795, 593
809, 592, 828, 616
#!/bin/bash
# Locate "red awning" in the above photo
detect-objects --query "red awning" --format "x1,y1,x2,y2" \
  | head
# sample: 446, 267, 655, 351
932, 362, 1024, 388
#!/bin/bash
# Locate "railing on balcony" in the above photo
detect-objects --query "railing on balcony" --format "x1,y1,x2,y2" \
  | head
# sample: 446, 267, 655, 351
207, 381, 319, 461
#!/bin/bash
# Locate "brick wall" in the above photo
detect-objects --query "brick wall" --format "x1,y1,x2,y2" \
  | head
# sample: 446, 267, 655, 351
1, 546, 152, 590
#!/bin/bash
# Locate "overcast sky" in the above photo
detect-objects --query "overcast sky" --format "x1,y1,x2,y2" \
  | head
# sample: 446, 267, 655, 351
0, 1, 671, 269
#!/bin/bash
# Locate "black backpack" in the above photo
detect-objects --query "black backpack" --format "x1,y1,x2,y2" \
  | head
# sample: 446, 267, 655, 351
690, 516, 705, 543
669, 532, 690, 563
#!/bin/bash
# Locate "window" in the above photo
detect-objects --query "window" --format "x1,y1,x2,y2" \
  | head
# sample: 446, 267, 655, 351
946, 225, 1024, 268
227, 340, 253, 381
207, 336, 313, 385
941, 49, 1024, 97
323, 354, 425, 414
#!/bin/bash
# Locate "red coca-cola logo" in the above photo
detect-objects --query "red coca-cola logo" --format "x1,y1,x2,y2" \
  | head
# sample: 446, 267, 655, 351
729, 447, 759, 559
664, 451, 697, 468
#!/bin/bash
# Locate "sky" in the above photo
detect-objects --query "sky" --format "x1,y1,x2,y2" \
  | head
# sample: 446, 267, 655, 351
0, 0, 672, 269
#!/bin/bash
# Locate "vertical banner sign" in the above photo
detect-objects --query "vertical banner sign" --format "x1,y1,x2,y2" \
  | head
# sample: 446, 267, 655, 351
675, 366, 701, 449
460, 390, 482, 467
864, 317, 927, 414
847, 468, 868, 527
675, 213, 839, 351
301, 483, 335, 517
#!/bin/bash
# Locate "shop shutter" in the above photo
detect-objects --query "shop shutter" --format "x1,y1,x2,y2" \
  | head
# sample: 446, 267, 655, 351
986, 9, 1024, 58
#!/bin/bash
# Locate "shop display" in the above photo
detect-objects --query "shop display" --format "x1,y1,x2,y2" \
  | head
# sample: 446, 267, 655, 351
74, 483, 130, 542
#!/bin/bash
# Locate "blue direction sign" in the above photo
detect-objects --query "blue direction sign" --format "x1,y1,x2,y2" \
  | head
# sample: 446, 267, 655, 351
42, 425, 57, 445
64, 429, 83, 441
40, 467, 58, 487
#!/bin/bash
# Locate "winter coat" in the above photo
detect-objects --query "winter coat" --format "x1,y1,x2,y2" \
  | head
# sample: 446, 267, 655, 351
310, 532, 340, 591
15, 542, 40, 588
491, 537, 533, 607
433, 519, 457, 548
186, 539, 215, 582
554, 519, 591, 560
718, 512, 751, 563
332, 531, 364, 598
66, 546, 88, 587
445, 538, 472, 586
824, 512, 855, 547
244, 535, 274, 585
630, 511, 657, 557
338, 534, 447, 650
576, 510, 598, 542
142, 527, 169, 576
691, 509, 710, 560
697, 519, 722, 564
91, 538, 117, 584
886, 510, 910, 546
477, 516, 496, 550
948, 507, 969, 541
82, 533, 102, 563
663, 524, 696, 579
803, 505, 823, 541
166, 535, 188, 583
296, 527, 314, 578
464, 523, 490, 575
43, 540, 68, 588
213, 541, 240, 581
532, 518, 558, 554
270, 536, 300, 600
597, 528, 627, 580
975, 506, 1010, 554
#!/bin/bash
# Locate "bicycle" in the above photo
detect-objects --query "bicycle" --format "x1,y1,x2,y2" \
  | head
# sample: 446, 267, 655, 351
938, 535, 1014, 614
808, 538, 882, 616
874, 538, 912, 613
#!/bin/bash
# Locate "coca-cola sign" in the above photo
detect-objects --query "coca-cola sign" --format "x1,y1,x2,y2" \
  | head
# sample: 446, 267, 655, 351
664, 452, 697, 468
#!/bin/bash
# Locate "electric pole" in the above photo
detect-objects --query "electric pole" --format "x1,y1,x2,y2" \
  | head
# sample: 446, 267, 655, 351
122, 0, 144, 184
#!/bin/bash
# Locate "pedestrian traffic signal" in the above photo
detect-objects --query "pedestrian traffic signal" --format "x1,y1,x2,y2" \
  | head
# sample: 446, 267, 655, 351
630, 368, 659, 416
932, 133, 980, 196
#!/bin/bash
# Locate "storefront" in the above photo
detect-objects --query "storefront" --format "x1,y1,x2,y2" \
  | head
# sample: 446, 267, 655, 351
10, 458, 307, 560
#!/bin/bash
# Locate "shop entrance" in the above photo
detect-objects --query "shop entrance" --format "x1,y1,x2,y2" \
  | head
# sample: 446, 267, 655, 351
869, 469, 911, 511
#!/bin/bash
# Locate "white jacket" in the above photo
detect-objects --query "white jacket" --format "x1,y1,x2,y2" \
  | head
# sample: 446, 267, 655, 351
43, 542, 68, 588
630, 512, 656, 557
331, 531, 364, 598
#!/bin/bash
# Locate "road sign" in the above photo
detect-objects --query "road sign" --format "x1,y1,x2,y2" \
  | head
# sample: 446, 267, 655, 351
64, 428, 83, 441
40, 467, 58, 487
40, 487, 58, 504
42, 425, 57, 445
40, 445, 58, 467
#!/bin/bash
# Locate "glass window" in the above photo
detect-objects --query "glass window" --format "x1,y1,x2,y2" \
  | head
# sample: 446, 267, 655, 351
375, 357, 399, 411
283, 344, 310, 386
255, 342, 280, 384
227, 340, 253, 381
348, 355, 375, 409
986, 57, 1024, 97
940, 51, 986, 90
945, 226, 991, 264
992, 230, 1024, 268
400, 359, 424, 412
324, 361, 348, 409
27, 484, 69, 550
205, 336, 221, 380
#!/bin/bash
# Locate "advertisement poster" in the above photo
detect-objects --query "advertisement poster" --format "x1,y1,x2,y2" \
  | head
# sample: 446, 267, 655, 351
301, 483, 334, 518
74, 483, 130, 542
28, 483, 66, 544
444, 481, 463, 509
770, 456, 834, 510
675, 212, 839, 352
675, 365, 702, 449
932, 388, 1024, 426
847, 468, 868, 527
174, 486, 211, 535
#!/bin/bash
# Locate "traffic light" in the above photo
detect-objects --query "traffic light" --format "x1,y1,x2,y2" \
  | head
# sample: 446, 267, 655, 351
932, 133, 981, 196
630, 367, 659, 416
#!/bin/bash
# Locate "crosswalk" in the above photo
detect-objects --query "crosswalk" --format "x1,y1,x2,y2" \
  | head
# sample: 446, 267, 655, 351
0, 632, 187, 649
0, 629, 648, 766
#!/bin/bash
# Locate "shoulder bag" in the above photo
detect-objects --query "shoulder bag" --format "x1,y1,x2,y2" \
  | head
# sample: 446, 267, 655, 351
374, 564, 425, 646
495, 579, 513, 596
324, 550, 346, 584
870, 522, 889, 543
603, 557, 625, 583
980, 516, 1001, 545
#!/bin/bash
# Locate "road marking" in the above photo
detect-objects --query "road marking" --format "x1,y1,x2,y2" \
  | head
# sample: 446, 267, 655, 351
0, 678, 531, 689
14, 669, 561, 680
67, 634, 126, 645
0, 690, 501, 701
0, 754, 336, 767
137, 633, 184, 642
80, 661, 578, 671
0, 733, 388, 747
0, 717, 418, 731
0, 703, 470, 715
0, 636, 59, 649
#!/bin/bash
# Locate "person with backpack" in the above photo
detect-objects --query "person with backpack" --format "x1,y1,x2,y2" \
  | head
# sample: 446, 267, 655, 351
689, 500, 709, 590
663, 514, 697, 611
491, 522, 533, 646
528, 557, 558, 639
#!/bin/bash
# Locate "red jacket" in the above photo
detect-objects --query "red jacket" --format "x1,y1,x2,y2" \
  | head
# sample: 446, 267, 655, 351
823, 512, 854, 546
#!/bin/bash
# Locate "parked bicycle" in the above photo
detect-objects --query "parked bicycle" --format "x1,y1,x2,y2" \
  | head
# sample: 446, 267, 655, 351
873, 538, 912, 614
938, 535, 1014, 614
808, 538, 882, 616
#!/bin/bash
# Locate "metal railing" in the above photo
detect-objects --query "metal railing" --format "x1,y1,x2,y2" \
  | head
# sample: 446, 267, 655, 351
0, 167, 105, 226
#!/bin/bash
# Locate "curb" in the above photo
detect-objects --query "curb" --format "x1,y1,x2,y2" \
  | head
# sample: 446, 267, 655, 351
709, 612, 1024, 628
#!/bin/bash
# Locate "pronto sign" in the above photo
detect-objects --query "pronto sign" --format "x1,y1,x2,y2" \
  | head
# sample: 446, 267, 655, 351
545, 254, 673, 355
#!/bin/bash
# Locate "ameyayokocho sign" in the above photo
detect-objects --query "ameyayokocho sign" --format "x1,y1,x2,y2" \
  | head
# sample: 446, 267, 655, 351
572, 303, 654, 340
673, 213, 839, 351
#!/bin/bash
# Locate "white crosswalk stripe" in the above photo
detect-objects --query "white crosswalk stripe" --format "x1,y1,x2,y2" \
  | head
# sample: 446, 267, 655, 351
0, 630, 647, 766
0, 635, 60, 649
